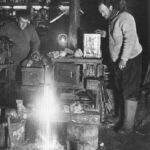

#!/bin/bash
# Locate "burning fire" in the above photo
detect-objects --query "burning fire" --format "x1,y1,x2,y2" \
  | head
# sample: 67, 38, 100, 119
33, 75, 62, 150
35, 85, 59, 123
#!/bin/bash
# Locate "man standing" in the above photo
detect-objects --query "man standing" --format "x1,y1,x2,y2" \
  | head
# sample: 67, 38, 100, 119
98, 0, 142, 133
0, 10, 40, 105
0, 10, 40, 81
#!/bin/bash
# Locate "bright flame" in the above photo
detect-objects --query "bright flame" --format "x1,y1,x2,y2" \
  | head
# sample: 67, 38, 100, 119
33, 69, 60, 150
35, 85, 59, 123
37, 85, 59, 121
38, 133, 58, 150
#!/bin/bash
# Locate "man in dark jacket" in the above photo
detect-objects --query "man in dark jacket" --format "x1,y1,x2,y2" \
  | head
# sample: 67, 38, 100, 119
0, 10, 40, 106
0, 10, 40, 81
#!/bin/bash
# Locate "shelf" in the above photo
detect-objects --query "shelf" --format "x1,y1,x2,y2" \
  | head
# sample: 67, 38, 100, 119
0, 3, 49, 6
51, 57, 103, 64
0, 4, 49, 10
0, 2, 50, 28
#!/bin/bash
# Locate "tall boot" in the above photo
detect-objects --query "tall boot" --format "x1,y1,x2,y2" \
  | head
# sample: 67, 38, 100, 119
119, 99, 138, 134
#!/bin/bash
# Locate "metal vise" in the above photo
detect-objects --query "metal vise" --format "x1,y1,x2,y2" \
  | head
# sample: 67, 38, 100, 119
0, 36, 15, 64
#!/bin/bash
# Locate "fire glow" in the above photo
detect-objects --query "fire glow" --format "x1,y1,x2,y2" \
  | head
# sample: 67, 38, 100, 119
35, 85, 59, 123
34, 76, 61, 150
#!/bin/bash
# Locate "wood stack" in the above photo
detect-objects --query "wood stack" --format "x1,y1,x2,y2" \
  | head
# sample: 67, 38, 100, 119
98, 77, 113, 123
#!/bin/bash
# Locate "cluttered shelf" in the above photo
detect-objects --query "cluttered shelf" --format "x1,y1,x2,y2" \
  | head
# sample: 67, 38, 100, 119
41, 110, 100, 125
0, 0, 51, 6
51, 57, 103, 87
0, 3, 48, 6
51, 57, 103, 64
0, 1, 50, 29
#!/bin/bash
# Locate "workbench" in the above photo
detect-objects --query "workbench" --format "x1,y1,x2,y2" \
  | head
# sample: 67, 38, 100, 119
51, 57, 103, 89
0, 57, 105, 150
50, 58, 104, 150
51, 57, 103, 110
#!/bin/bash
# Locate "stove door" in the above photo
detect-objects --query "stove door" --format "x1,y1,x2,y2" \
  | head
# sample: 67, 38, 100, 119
54, 62, 77, 86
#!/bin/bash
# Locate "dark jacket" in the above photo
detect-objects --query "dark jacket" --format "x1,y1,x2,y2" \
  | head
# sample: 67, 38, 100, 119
0, 21, 40, 63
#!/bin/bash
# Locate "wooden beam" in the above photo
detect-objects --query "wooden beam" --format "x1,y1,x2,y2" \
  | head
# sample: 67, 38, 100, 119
68, 0, 80, 50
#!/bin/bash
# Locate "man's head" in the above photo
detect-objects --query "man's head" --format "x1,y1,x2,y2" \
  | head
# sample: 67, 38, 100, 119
16, 10, 31, 30
98, 0, 127, 20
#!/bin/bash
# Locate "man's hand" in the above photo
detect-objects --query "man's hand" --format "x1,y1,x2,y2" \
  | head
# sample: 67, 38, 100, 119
119, 59, 127, 70
31, 51, 41, 62
94, 29, 106, 38
26, 59, 33, 67
42, 57, 48, 66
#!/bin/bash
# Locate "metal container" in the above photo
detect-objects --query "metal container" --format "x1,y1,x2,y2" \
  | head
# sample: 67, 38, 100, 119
21, 67, 46, 86
67, 123, 99, 149
9, 120, 26, 148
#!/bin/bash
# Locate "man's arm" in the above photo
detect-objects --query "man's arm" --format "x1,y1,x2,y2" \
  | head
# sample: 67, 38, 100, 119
0, 23, 9, 37
26, 26, 40, 67
118, 15, 137, 70
0, 24, 9, 64
120, 15, 137, 62
30, 26, 40, 53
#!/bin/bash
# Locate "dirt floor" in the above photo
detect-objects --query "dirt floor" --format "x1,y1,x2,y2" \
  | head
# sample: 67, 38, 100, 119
4, 124, 150, 150
0, 120, 150, 150
99, 98, 150, 150
1, 91, 150, 150
99, 123, 150, 150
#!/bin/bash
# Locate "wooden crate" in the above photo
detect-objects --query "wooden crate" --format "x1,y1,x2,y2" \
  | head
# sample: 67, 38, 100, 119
21, 67, 45, 86
19, 85, 44, 106
67, 122, 99, 150
21, 67, 51, 86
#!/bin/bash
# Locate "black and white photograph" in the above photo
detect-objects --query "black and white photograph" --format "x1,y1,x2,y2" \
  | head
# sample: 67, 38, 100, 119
0, 0, 149, 150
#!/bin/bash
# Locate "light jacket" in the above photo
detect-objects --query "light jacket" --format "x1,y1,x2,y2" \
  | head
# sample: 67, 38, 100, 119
109, 11, 142, 62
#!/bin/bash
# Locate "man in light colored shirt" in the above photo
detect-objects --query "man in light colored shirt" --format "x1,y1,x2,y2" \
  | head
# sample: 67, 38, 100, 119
98, 0, 142, 134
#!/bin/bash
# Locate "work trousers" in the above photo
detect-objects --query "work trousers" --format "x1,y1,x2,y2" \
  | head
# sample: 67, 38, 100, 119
112, 54, 142, 101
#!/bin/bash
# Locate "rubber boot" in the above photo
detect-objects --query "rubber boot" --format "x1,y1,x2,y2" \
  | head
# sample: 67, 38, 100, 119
119, 99, 138, 134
